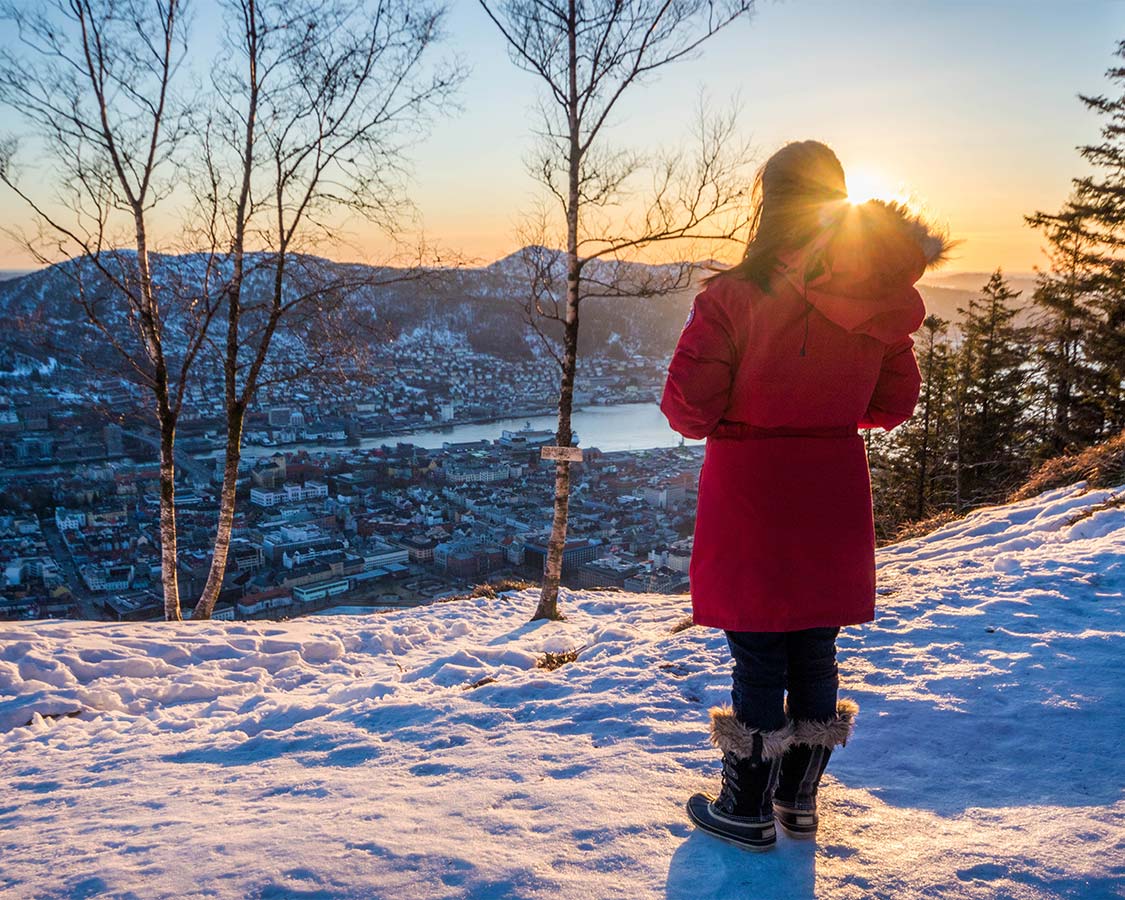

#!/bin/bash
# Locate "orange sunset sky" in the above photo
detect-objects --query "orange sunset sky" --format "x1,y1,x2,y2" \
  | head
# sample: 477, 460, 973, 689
0, 0, 1122, 275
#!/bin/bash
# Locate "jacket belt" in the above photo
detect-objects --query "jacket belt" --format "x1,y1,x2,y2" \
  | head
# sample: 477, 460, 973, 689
710, 422, 859, 440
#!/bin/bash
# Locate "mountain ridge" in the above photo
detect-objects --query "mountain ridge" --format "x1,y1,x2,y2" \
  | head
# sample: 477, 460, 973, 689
0, 251, 1040, 382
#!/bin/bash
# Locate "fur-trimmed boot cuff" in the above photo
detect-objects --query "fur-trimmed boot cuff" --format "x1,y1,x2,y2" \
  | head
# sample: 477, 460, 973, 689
708, 707, 795, 761
792, 699, 859, 749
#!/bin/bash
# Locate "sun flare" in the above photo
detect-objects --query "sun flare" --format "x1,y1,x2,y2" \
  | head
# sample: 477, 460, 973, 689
845, 168, 909, 206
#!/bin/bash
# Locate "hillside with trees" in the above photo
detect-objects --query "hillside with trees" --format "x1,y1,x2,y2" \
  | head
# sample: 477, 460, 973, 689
869, 42, 1125, 541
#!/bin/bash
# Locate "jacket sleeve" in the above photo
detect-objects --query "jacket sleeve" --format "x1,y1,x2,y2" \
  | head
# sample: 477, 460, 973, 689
660, 283, 737, 440
860, 336, 922, 431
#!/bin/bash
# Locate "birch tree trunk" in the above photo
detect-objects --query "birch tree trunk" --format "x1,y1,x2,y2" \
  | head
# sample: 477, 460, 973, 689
157, 413, 182, 621
533, 0, 581, 621
192, 405, 244, 619
137, 205, 183, 621
534, 254, 580, 620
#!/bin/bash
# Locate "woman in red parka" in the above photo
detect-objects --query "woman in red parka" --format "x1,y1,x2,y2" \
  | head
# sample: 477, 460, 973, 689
662, 140, 949, 851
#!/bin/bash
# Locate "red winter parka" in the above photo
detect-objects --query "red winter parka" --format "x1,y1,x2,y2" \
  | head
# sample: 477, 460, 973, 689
661, 201, 947, 632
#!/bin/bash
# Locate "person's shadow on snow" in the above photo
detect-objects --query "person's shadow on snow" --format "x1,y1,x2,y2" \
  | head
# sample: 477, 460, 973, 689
664, 828, 816, 899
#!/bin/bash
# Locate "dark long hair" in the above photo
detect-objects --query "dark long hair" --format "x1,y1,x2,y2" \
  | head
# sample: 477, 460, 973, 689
714, 140, 848, 288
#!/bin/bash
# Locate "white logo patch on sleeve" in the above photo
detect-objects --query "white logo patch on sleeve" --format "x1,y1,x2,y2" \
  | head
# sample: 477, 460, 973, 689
683, 303, 696, 331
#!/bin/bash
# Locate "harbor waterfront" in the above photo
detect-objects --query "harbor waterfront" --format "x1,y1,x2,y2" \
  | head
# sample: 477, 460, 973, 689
7, 401, 708, 622
195, 402, 704, 461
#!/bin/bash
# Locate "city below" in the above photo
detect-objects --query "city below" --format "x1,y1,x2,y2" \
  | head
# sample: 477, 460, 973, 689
0, 327, 705, 622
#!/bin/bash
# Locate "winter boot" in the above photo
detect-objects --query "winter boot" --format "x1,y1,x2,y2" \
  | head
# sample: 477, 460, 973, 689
686, 707, 795, 852
772, 699, 858, 839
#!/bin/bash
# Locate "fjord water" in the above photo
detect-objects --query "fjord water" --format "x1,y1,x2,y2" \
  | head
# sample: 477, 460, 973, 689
226, 402, 703, 459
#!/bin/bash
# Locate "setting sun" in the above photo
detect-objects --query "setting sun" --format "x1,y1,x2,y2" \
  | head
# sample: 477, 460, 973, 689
845, 167, 909, 206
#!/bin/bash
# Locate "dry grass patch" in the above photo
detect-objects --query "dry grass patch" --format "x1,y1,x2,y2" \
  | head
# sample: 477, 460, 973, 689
670, 615, 696, 634
1011, 429, 1125, 501
887, 509, 965, 545
536, 649, 581, 671
438, 579, 536, 604
1065, 493, 1125, 526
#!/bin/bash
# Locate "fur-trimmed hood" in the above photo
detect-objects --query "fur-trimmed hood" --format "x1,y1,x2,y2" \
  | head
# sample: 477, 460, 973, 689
778, 200, 953, 344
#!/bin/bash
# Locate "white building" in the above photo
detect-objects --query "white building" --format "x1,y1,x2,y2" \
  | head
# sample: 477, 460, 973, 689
363, 544, 410, 570
250, 480, 330, 508
444, 463, 508, 484
55, 508, 86, 531
81, 563, 135, 593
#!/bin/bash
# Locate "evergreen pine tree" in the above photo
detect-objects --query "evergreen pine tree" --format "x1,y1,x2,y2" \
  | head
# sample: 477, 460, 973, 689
953, 271, 1033, 507
1073, 40, 1125, 433
913, 315, 958, 517
868, 316, 959, 536
1025, 205, 1103, 452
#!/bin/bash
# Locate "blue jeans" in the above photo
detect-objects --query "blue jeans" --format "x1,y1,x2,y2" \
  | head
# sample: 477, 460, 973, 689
725, 627, 840, 731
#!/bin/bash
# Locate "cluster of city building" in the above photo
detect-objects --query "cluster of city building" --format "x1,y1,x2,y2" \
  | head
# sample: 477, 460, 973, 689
0, 424, 701, 621
0, 331, 700, 621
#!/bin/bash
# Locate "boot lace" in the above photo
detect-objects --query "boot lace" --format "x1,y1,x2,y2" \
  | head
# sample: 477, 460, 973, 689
716, 753, 741, 813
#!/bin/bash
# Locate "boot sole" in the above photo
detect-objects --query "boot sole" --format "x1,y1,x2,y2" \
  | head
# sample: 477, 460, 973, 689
773, 803, 819, 840
775, 820, 818, 840
685, 793, 777, 852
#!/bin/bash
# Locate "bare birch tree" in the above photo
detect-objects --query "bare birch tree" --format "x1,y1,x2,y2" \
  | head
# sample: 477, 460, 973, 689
0, 0, 211, 621
188, 0, 462, 619
0, 0, 459, 622
478, 0, 757, 620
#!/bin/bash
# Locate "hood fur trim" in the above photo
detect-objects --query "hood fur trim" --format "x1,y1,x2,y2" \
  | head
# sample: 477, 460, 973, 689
777, 199, 951, 344
869, 200, 954, 270
789, 698, 859, 749
708, 706, 795, 761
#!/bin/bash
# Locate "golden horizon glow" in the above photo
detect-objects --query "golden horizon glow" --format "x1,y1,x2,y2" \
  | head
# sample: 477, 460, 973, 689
845, 168, 912, 208
0, 3, 1115, 280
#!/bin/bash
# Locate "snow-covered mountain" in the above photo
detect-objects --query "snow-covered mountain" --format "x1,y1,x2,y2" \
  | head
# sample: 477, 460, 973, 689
916, 272, 1041, 328
0, 250, 1019, 381
1, 480, 1123, 899
0, 250, 697, 371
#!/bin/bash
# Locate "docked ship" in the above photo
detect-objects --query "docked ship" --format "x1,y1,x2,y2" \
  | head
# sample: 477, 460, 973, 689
498, 422, 578, 448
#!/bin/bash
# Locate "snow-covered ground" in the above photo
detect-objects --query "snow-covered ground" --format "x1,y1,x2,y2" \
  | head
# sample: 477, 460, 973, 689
1, 482, 1123, 899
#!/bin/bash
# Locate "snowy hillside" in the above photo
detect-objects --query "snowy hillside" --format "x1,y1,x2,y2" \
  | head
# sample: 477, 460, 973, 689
0, 249, 694, 371
1, 482, 1123, 899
